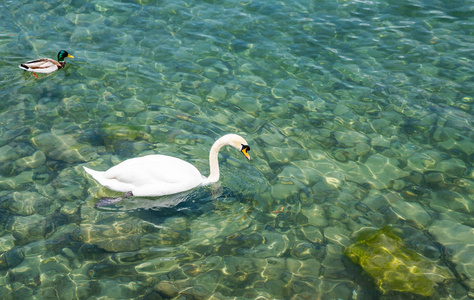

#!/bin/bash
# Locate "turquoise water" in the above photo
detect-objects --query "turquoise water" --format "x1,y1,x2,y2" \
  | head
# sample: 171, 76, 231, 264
0, 0, 473, 298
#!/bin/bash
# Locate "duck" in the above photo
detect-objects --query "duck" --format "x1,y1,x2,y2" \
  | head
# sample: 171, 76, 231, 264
83, 134, 251, 207
19, 50, 74, 78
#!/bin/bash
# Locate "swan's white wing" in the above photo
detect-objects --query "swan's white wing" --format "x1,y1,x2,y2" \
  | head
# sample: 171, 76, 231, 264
101, 155, 204, 196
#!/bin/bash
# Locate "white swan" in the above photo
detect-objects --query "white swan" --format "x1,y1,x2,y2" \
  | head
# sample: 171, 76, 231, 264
83, 134, 251, 207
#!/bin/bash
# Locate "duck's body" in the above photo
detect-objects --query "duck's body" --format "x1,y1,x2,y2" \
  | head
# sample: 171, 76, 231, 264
84, 134, 251, 207
19, 50, 74, 78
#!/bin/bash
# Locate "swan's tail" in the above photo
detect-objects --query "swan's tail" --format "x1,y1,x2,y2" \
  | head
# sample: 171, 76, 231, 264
83, 166, 105, 183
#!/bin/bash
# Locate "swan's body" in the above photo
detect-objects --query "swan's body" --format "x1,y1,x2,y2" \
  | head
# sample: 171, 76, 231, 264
19, 50, 74, 78
84, 155, 204, 197
84, 134, 250, 207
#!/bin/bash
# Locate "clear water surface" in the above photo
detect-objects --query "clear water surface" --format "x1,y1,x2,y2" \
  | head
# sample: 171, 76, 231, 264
0, 0, 472, 299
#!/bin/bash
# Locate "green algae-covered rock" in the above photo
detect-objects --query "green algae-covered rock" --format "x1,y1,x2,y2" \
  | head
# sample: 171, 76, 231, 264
345, 227, 452, 296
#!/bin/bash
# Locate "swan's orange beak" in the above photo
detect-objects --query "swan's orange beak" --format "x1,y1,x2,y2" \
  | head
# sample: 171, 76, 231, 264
241, 145, 250, 160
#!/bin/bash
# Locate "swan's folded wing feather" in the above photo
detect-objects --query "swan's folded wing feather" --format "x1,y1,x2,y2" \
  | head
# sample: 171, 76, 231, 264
102, 155, 204, 196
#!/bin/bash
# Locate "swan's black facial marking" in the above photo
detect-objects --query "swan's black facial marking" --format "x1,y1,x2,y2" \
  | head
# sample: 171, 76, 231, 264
241, 144, 251, 160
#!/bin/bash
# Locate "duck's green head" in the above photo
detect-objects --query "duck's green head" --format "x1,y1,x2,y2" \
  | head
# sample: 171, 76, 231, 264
58, 50, 74, 62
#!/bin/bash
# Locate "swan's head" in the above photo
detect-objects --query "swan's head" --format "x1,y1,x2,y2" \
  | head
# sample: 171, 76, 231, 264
223, 134, 251, 160
240, 144, 251, 160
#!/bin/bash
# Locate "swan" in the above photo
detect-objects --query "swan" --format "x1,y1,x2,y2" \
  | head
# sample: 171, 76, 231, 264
83, 134, 251, 207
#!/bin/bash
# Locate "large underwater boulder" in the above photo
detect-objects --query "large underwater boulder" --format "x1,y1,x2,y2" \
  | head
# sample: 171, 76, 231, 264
345, 226, 452, 296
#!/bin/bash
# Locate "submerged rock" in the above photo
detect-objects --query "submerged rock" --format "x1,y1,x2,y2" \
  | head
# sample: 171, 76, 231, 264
0, 247, 25, 270
345, 226, 452, 296
15, 151, 46, 169
428, 220, 474, 291
11, 213, 72, 245
31, 132, 98, 163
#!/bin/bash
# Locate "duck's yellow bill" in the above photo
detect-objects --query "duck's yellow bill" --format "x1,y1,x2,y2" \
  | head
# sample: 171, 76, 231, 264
68, 54, 74, 58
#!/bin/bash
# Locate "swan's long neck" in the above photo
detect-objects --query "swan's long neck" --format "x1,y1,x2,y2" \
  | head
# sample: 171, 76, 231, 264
206, 136, 232, 183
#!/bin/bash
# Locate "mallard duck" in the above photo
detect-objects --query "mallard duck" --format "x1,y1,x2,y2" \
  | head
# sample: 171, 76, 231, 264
19, 50, 74, 78
83, 134, 251, 207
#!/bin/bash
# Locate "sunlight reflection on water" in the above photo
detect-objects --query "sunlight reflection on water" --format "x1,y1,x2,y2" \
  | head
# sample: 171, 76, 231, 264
0, 0, 472, 298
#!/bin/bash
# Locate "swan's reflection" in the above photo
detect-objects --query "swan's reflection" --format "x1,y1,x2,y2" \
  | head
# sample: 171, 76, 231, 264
94, 184, 224, 212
